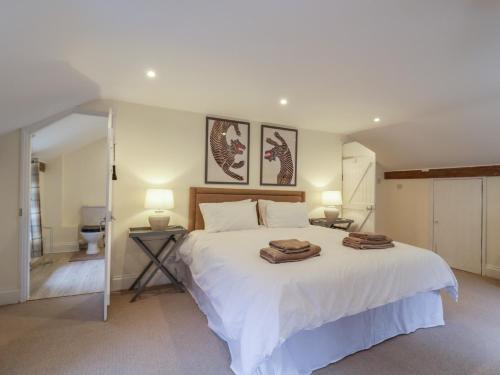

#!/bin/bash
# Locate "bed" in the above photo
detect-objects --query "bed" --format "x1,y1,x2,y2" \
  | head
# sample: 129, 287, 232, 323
178, 187, 458, 375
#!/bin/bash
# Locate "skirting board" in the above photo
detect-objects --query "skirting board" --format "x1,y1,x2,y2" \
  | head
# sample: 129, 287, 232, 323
47, 242, 79, 254
0, 289, 20, 306
484, 265, 500, 280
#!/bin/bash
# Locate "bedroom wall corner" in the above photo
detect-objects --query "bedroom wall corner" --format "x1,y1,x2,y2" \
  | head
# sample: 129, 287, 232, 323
0, 129, 21, 305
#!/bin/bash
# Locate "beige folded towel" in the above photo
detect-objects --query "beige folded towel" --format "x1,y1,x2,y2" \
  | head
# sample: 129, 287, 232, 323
261, 244, 321, 263
269, 239, 311, 254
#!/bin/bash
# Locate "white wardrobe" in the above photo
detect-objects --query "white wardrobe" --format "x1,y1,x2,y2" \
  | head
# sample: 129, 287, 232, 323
433, 177, 500, 277
377, 175, 500, 279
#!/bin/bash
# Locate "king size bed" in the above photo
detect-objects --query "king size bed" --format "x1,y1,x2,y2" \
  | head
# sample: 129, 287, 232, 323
177, 187, 458, 375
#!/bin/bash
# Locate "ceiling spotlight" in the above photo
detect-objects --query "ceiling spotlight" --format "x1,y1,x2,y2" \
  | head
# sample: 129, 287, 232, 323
373, 117, 381, 123
146, 70, 156, 78
280, 98, 288, 106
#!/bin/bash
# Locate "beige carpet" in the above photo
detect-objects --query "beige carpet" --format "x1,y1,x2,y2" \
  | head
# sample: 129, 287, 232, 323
1, 270, 500, 375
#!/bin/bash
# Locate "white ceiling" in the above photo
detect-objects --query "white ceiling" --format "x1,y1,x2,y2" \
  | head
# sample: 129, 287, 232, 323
32, 113, 107, 161
350, 95, 500, 170
2, 1, 500, 168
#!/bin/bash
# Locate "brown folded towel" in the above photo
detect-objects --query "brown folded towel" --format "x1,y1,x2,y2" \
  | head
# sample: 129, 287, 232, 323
349, 232, 392, 242
343, 237, 395, 250
261, 244, 321, 264
344, 236, 393, 245
269, 239, 311, 253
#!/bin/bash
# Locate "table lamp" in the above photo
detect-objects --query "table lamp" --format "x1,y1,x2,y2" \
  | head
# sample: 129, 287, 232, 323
322, 190, 342, 224
145, 188, 174, 231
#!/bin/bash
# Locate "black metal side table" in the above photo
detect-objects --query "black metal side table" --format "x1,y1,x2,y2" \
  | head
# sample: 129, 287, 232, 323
309, 218, 354, 231
128, 226, 187, 302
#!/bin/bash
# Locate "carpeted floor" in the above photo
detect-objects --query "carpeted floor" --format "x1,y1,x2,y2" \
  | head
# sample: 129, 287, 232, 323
1, 270, 500, 375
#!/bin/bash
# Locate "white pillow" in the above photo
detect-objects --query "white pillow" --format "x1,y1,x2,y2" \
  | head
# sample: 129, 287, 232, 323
199, 201, 259, 232
257, 199, 274, 226
265, 202, 310, 228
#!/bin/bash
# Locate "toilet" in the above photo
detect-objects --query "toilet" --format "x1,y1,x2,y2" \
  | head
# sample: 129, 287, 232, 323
80, 206, 106, 255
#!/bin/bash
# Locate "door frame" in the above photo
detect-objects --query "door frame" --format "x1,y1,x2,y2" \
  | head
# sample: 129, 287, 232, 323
431, 177, 486, 276
103, 109, 114, 320
18, 107, 110, 303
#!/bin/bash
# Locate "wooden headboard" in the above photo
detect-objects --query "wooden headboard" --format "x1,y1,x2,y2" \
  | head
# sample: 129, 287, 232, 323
188, 187, 306, 231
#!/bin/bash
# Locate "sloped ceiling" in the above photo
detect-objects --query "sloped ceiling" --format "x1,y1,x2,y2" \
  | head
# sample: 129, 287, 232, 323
350, 95, 500, 170
32, 113, 107, 161
1, 1, 500, 168
0, 61, 100, 135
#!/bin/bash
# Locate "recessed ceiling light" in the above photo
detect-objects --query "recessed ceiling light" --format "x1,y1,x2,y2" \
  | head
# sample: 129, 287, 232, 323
373, 117, 381, 123
280, 98, 288, 106
146, 70, 156, 78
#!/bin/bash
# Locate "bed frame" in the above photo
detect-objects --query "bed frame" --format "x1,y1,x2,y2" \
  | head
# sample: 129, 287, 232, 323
188, 187, 305, 231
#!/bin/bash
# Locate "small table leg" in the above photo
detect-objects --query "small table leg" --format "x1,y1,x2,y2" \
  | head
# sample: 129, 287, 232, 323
128, 235, 174, 291
129, 236, 184, 302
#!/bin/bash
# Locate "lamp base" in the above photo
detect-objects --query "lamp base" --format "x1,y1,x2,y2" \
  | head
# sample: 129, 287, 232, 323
148, 213, 171, 231
324, 206, 339, 225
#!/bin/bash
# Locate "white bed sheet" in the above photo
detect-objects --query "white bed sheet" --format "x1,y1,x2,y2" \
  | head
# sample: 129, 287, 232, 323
178, 226, 458, 375
185, 268, 444, 375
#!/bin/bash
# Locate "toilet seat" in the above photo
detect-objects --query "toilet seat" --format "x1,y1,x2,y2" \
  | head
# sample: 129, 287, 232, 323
81, 225, 104, 233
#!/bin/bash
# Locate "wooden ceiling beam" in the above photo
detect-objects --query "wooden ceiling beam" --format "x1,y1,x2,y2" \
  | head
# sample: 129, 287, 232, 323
384, 165, 500, 179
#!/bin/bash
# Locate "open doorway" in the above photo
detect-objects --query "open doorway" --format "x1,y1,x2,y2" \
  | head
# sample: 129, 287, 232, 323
26, 113, 108, 301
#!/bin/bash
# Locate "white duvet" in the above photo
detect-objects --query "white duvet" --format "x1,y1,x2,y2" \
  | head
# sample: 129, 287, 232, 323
178, 226, 458, 375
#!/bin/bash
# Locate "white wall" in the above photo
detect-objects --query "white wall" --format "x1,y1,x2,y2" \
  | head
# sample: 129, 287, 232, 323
0, 100, 345, 303
376, 176, 433, 249
39, 138, 107, 252
0, 130, 21, 305
80, 100, 344, 290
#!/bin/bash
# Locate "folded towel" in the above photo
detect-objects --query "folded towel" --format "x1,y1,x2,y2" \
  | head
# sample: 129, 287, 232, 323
349, 232, 392, 242
344, 236, 393, 245
343, 237, 395, 250
261, 244, 321, 264
269, 239, 311, 253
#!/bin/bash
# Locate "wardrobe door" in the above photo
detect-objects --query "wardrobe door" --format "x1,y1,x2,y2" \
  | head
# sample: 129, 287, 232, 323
433, 178, 482, 274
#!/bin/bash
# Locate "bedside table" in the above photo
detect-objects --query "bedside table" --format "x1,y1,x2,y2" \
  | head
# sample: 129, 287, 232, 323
309, 218, 354, 231
128, 225, 187, 302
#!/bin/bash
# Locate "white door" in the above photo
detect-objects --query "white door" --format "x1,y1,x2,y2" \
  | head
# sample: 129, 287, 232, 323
433, 179, 482, 274
342, 142, 376, 232
104, 109, 114, 320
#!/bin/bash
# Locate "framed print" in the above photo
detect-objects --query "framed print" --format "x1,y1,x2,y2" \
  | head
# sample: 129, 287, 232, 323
205, 117, 250, 184
260, 125, 298, 186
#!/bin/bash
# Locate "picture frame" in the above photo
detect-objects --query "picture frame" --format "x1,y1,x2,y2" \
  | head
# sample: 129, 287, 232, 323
205, 116, 250, 184
260, 124, 298, 186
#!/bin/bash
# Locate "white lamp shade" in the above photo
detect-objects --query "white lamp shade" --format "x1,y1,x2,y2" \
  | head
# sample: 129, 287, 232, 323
145, 189, 174, 210
322, 190, 342, 206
